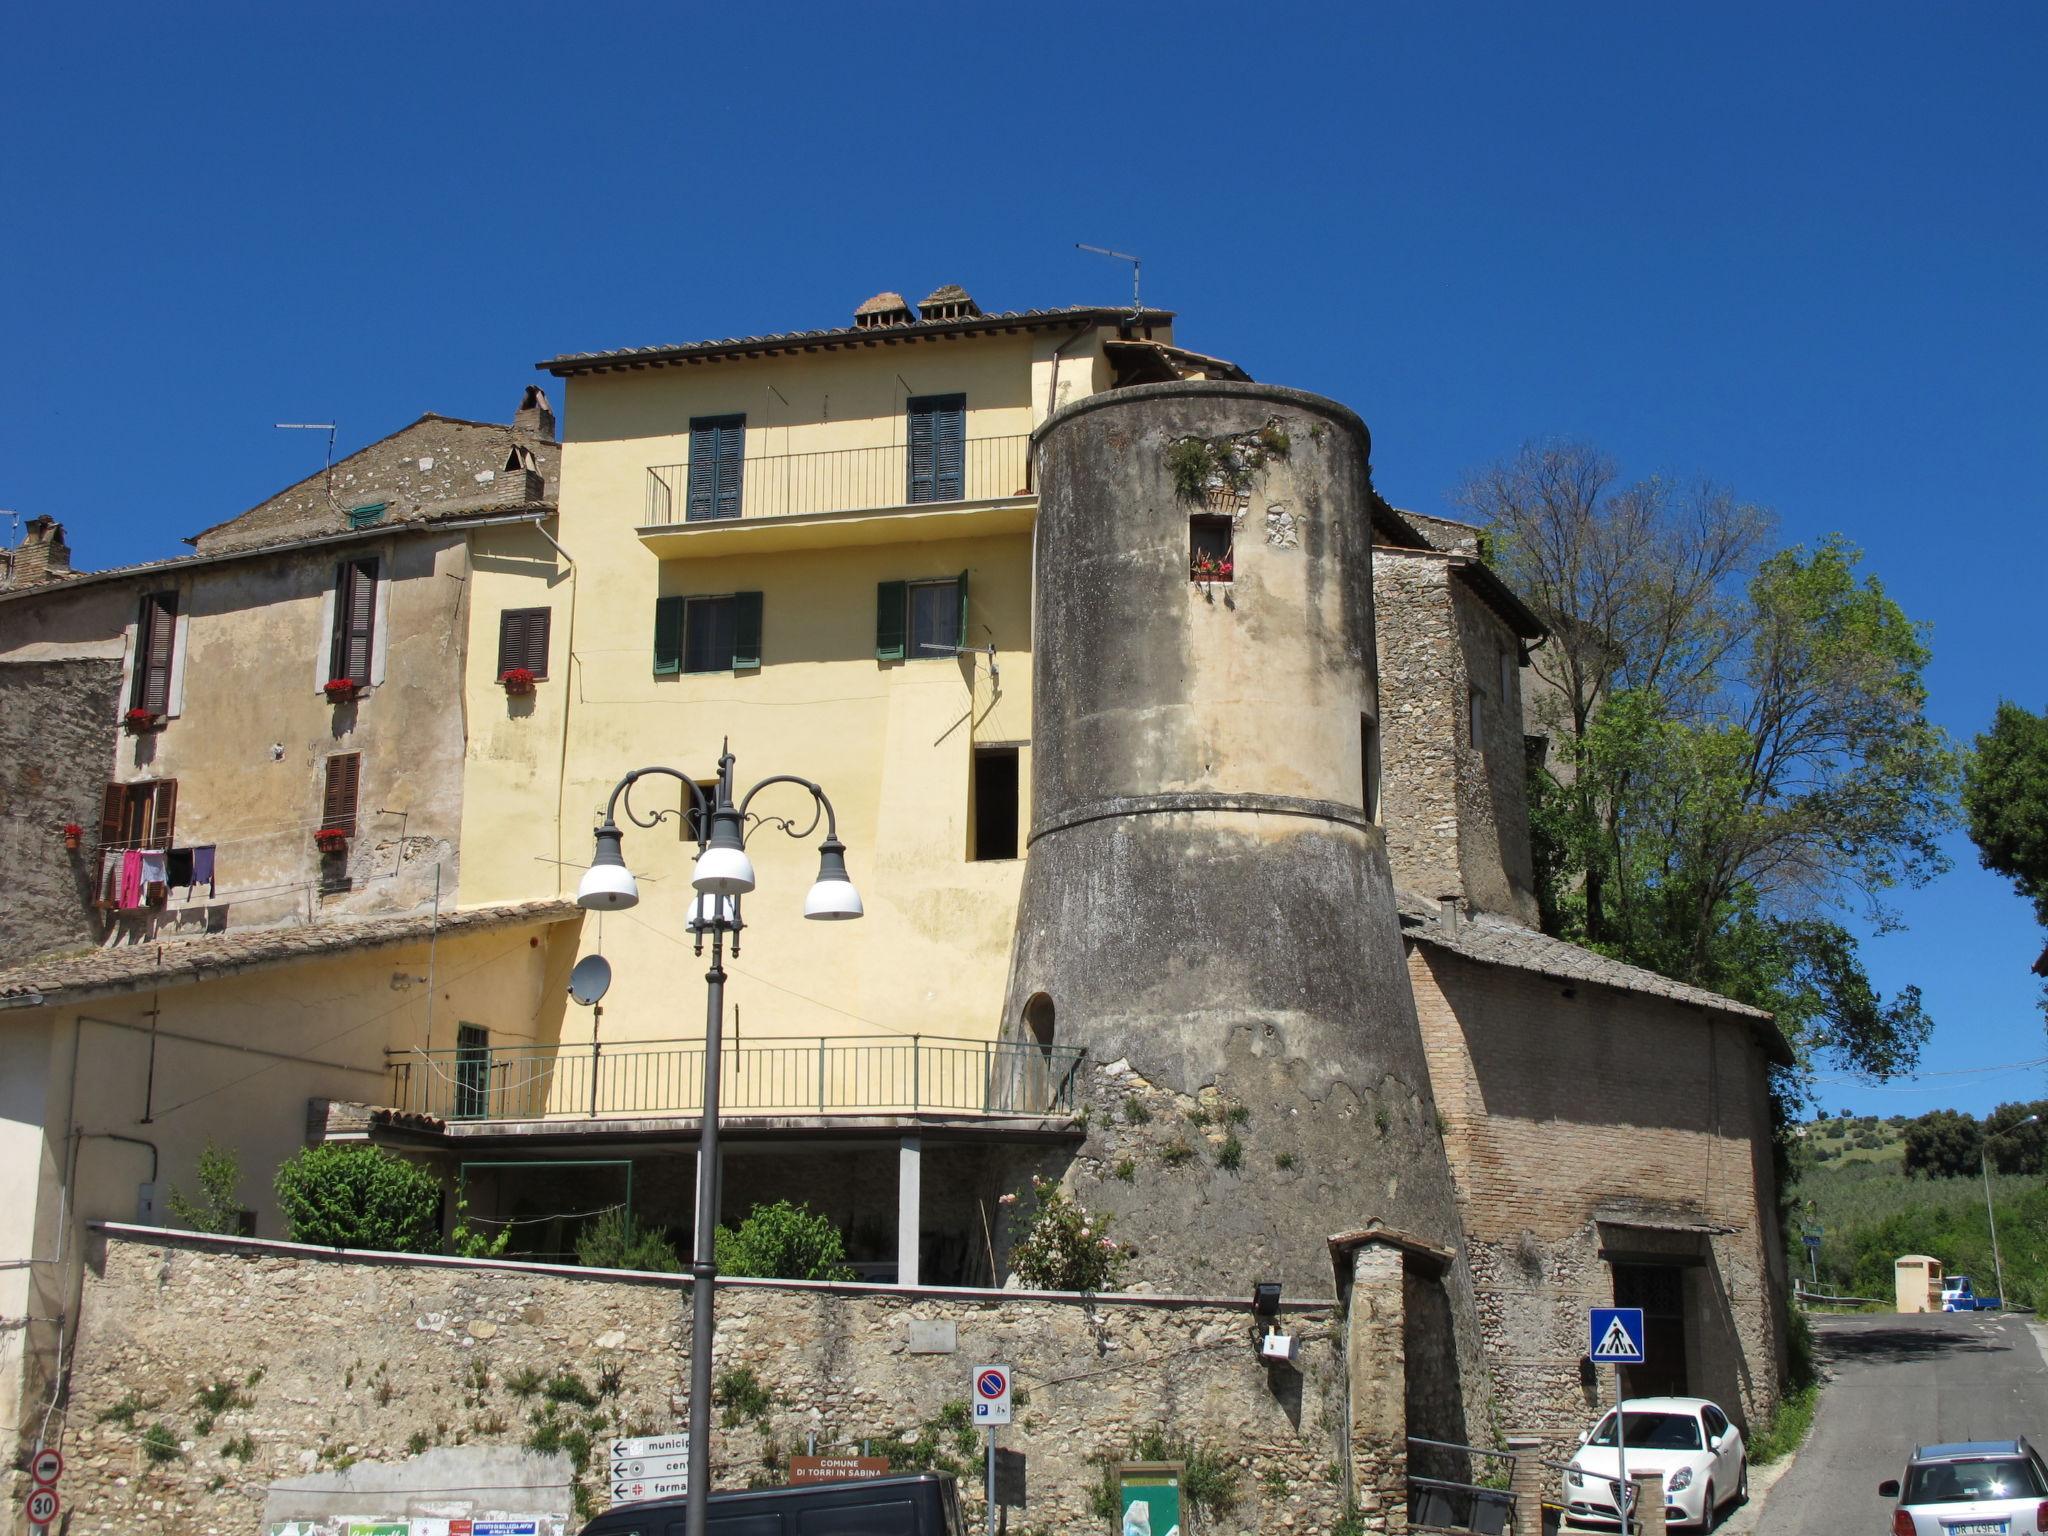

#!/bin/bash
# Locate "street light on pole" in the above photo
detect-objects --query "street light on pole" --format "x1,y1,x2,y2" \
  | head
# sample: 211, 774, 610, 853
1980, 1113, 2039, 1310
578, 746, 861, 1536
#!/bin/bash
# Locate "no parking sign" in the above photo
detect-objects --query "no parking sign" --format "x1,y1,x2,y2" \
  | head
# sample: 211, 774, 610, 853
972, 1364, 1012, 1425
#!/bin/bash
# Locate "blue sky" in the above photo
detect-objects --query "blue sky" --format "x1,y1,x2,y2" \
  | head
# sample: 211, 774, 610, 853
4, 3, 2042, 1117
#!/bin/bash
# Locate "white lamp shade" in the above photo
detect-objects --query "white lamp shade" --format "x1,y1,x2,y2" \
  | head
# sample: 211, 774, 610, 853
692, 841, 757, 896
804, 876, 863, 920
577, 861, 640, 910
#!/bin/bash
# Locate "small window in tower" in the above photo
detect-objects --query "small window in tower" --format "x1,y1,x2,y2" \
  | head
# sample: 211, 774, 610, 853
1190, 516, 1234, 582
971, 746, 1020, 861
1361, 713, 1381, 824
1500, 648, 1516, 708
1469, 684, 1485, 750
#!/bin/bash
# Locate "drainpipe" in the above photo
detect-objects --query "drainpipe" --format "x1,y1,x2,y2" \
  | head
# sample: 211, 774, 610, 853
1045, 323, 1094, 424
531, 515, 578, 901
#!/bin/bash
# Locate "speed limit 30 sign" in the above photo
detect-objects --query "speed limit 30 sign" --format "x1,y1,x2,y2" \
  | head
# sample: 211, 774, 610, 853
27, 1484, 61, 1526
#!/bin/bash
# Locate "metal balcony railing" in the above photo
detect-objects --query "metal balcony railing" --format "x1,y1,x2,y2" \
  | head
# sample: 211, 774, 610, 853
384, 1034, 1085, 1124
645, 435, 1032, 525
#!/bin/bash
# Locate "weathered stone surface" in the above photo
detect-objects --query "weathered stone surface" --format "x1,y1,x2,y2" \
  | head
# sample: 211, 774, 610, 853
0, 656, 122, 962
59, 1231, 1351, 1534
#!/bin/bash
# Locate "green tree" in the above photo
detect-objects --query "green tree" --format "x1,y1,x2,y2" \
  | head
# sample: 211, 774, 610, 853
1984, 1100, 2048, 1175
715, 1200, 855, 1281
273, 1144, 441, 1252
166, 1139, 246, 1235
574, 1209, 682, 1272
1963, 701, 2048, 989
1901, 1109, 1983, 1180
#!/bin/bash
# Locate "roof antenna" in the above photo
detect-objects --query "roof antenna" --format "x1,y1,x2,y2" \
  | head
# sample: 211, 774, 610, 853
1076, 243, 1143, 321
275, 422, 341, 511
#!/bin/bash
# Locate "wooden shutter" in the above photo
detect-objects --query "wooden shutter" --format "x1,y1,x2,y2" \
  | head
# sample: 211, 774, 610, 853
148, 779, 178, 850
99, 782, 126, 847
908, 396, 965, 503
524, 608, 551, 675
731, 591, 763, 671
876, 580, 907, 662
653, 595, 685, 675
956, 569, 970, 645
499, 608, 551, 678
133, 592, 177, 713
330, 559, 377, 684
907, 403, 936, 504
687, 417, 743, 522
322, 754, 360, 834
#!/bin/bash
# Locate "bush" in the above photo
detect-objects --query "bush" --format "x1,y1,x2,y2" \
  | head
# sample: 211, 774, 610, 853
574, 1209, 681, 1272
167, 1140, 245, 1235
717, 1200, 856, 1281
1009, 1176, 1133, 1292
273, 1144, 441, 1252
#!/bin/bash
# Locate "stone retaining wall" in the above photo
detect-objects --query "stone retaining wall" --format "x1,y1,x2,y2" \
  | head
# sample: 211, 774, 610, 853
51, 1228, 1353, 1534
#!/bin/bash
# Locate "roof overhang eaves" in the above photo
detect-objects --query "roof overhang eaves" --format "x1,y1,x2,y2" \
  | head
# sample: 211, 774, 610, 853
538, 308, 1176, 377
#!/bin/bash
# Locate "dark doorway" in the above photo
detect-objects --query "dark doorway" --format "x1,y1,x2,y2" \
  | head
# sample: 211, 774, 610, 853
971, 747, 1019, 860
1614, 1263, 1689, 1398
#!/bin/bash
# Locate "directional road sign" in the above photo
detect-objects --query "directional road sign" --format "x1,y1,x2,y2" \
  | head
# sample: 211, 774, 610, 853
612, 1433, 688, 1460
972, 1364, 1012, 1426
612, 1451, 691, 1481
1589, 1306, 1647, 1364
29, 1446, 62, 1484
613, 1474, 690, 1503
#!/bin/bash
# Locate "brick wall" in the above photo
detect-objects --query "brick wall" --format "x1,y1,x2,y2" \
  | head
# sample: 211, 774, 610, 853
54, 1229, 1353, 1534
1407, 944, 1785, 1446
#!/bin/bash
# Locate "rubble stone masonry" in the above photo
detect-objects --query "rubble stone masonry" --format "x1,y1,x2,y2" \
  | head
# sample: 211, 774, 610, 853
53, 1229, 1356, 1534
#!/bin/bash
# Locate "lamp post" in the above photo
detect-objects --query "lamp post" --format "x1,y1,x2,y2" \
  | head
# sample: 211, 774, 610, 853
1980, 1113, 2039, 1310
577, 747, 861, 1536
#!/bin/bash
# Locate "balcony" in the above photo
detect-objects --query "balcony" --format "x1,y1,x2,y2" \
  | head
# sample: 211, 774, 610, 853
383, 1033, 1085, 1129
638, 435, 1035, 557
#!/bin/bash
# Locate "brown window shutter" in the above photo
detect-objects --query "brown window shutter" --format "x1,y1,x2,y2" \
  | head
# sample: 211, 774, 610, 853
149, 779, 178, 849
323, 754, 360, 835
497, 610, 525, 677
525, 608, 550, 675
100, 782, 126, 847
133, 592, 177, 713
331, 560, 378, 684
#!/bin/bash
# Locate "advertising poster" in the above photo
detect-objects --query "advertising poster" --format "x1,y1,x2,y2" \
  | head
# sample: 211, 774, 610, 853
1118, 1462, 1184, 1536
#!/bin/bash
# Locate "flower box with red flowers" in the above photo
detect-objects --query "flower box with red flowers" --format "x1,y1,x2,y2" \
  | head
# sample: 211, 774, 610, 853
322, 677, 361, 702
314, 828, 350, 854
63, 822, 84, 851
123, 707, 162, 733
1190, 551, 1235, 584
499, 667, 537, 696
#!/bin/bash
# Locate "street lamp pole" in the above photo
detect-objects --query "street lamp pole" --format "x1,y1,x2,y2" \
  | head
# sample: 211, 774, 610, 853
1980, 1113, 2039, 1310
578, 747, 861, 1536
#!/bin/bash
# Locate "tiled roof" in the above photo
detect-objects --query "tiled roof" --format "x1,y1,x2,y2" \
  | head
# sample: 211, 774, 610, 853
1396, 893, 1792, 1059
539, 306, 1176, 375
0, 900, 579, 1008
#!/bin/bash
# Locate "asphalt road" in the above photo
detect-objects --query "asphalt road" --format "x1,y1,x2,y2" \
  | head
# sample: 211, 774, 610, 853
1754, 1312, 2048, 1534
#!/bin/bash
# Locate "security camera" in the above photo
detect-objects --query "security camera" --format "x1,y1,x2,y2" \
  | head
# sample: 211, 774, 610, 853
1259, 1330, 1299, 1364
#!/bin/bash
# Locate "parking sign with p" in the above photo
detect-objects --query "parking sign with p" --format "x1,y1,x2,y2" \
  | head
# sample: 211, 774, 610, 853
972, 1364, 1011, 1425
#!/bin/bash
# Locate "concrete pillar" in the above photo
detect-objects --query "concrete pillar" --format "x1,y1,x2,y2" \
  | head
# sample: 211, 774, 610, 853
1505, 1436, 1545, 1536
1344, 1243, 1407, 1534
1629, 1471, 1667, 1536
897, 1137, 921, 1287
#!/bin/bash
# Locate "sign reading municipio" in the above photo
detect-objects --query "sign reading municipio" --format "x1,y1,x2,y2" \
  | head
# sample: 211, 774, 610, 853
788, 1455, 892, 1485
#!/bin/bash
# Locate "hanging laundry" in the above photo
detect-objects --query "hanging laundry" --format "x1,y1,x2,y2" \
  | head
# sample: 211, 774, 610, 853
119, 849, 144, 909
138, 849, 168, 893
97, 849, 122, 910
165, 848, 193, 890
189, 845, 216, 898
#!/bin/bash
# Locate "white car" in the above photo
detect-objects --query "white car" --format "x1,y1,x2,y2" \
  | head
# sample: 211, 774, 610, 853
1563, 1396, 1748, 1530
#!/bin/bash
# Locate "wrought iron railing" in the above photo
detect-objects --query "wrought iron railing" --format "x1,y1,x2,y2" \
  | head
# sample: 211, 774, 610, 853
385, 1034, 1085, 1123
645, 435, 1032, 524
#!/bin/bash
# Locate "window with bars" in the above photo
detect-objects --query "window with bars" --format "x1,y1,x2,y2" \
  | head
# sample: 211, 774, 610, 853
98, 779, 178, 850
329, 557, 379, 685
130, 591, 178, 715
907, 394, 966, 503
498, 607, 551, 679
321, 752, 361, 836
687, 415, 746, 522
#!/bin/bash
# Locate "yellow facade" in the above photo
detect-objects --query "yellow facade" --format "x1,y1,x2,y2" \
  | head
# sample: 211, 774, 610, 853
457, 321, 1161, 1067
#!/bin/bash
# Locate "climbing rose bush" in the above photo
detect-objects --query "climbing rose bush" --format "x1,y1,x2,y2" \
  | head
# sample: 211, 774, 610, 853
1010, 1176, 1133, 1292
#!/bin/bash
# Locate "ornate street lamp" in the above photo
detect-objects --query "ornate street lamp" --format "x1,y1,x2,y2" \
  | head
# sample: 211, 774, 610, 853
577, 747, 861, 1536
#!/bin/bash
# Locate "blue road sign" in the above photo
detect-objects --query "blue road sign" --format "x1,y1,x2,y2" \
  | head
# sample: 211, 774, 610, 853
1590, 1307, 1647, 1364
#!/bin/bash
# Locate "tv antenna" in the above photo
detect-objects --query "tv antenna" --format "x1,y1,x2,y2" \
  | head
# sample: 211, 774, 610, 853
276, 422, 340, 509
1076, 243, 1143, 316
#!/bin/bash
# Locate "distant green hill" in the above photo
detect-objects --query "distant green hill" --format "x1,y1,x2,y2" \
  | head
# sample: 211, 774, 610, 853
1788, 1115, 2045, 1309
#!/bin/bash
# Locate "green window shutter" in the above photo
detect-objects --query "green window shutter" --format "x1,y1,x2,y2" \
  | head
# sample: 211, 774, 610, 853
956, 569, 970, 643
876, 580, 907, 662
907, 395, 965, 503
653, 595, 685, 675
732, 591, 763, 671
688, 416, 744, 522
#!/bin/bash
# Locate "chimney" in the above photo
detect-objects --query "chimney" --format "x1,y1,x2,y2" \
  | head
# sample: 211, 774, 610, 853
514, 384, 556, 441
918, 284, 982, 323
8, 516, 71, 586
853, 291, 914, 330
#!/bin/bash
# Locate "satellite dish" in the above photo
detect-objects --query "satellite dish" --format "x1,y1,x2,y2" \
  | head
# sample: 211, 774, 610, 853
568, 954, 612, 1007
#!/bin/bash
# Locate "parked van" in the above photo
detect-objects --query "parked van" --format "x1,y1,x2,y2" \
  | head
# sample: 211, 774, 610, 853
577, 1472, 964, 1536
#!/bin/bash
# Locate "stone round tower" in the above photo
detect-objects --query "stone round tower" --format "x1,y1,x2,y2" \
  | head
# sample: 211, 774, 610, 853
1004, 381, 1478, 1349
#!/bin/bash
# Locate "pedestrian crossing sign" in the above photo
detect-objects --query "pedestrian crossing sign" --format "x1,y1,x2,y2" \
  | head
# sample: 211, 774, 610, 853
1589, 1306, 1646, 1364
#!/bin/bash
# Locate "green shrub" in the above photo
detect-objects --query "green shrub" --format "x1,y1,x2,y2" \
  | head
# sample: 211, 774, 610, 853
167, 1139, 246, 1235
717, 1200, 856, 1281
273, 1144, 441, 1252
574, 1209, 681, 1272
222, 1431, 256, 1461
142, 1422, 182, 1464
1009, 1176, 1133, 1292
97, 1390, 154, 1428
1090, 1430, 1240, 1520
1216, 1134, 1244, 1171
716, 1365, 774, 1427
544, 1371, 599, 1408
